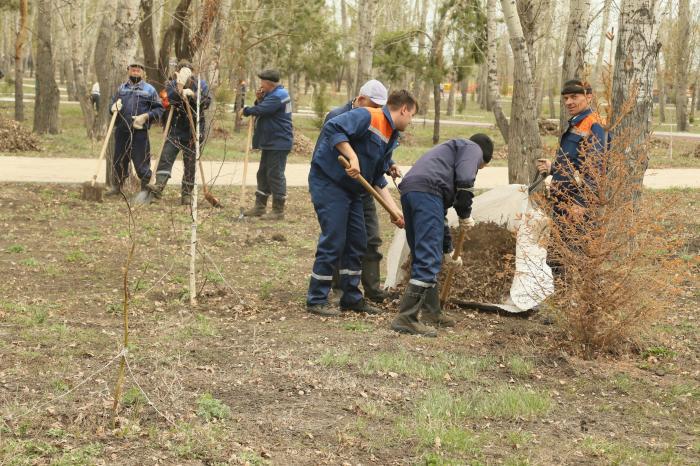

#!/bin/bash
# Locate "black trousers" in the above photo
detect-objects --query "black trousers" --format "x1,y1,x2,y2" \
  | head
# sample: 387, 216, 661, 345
256, 149, 289, 199
113, 128, 151, 184
156, 131, 196, 195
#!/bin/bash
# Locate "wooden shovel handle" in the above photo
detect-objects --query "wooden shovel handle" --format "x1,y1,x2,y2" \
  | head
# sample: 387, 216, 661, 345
439, 225, 468, 306
337, 156, 401, 221
92, 108, 119, 187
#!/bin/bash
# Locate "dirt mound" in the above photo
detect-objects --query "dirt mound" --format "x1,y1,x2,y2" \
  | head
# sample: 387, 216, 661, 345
441, 222, 516, 303
0, 116, 41, 152
292, 131, 315, 156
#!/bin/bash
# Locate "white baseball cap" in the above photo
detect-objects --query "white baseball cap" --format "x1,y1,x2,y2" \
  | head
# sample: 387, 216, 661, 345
359, 79, 388, 106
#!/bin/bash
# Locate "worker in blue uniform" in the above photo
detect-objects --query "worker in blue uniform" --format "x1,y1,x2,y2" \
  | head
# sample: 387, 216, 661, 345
306, 90, 418, 317
392, 134, 494, 337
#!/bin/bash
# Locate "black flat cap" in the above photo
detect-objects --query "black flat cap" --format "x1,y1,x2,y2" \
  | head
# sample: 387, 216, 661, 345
257, 69, 280, 83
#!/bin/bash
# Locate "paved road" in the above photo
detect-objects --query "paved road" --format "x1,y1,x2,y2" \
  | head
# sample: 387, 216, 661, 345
0, 156, 697, 189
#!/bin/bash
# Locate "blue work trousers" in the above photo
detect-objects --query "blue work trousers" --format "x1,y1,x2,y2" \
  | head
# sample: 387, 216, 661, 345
113, 128, 151, 184
401, 191, 445, 288
257, 149, 289, 199
307, 169, 367, 306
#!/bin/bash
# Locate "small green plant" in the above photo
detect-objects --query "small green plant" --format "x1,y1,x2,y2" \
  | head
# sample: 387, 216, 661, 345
6, 244, 26, 253
196, 393, 231, 421
343, 321, 373, 332
46, 427, 66, 438
122, 386, 146, 407
641, 346, 676, 359
317, 350, 352, 368
65, 250, 88, 263
259, 280, 273, 300
205, 271, 225, 285
20, 258, 39, 267
51, 379, 70, 394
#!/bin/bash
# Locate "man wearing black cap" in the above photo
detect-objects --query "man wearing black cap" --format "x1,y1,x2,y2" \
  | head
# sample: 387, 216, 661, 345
536, 79, 609, 275
107, 61, 164, 196
241, 69, 294, 220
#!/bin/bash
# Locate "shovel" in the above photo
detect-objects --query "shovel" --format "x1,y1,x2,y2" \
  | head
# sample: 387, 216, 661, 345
81, 106, 119, 202
238, 116, 254, 219
337, 156, 402, 222
439, 224, 468, 307
182, 96, 222, 208
132, 106, 175, 206
528, 171, 547, 194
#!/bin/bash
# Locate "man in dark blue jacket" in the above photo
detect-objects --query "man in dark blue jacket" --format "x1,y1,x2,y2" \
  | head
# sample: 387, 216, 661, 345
146, 61, 211, 205
325, 79, 401, 303
392, 134, 494, 337
107, 61, 164, 196
242, 69, 294, 220
306, 90, 417, 317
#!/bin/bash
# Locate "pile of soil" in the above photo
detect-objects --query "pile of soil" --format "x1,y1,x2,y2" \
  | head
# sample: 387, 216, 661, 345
538, 119, 560, 136
0, 116, 41, 152
441, 222, 516, 303
292, 131, 315, 156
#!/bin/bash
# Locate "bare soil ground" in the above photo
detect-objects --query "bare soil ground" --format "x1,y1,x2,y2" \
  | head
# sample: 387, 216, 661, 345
0, 184, 698, 465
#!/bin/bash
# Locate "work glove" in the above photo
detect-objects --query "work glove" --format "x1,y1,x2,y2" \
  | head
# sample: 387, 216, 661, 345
459, 216, 475, 229
131, 113, 149, 129
110, 99, 122, 113
176, 67, 192, 86
183, 88, 195, 98
443, 252, 463, 267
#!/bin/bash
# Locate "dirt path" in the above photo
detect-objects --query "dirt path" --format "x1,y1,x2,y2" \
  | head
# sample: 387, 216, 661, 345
1, 155, 699, 189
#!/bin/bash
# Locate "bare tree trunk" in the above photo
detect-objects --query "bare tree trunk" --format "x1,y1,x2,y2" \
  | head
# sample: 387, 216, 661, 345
673, 0, 690, 131
611, 0, 661, 189
14, 0, 29, 121
657, 56, 666, 123
413, 0, 429, 114
341, 0, 354, 100
487, 0, 509, 143
446, 70, 456, 116
690, 76, 698, 122
354, 0, 377, 95
33, 0, 60, 134
66, 0, 97, 139
501, 0, 542, 183
560, 0, 591, 131
593, 0, 612, 85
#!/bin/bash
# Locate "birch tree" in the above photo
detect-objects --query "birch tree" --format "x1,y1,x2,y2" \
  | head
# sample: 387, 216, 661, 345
487, 0, 509, 143
593, 0, 613, 84
560, 0, 591, 130
611, 0, 661, 187
33, 0, 60, 134
673, 0, 690, 131
500, 0, 542, 183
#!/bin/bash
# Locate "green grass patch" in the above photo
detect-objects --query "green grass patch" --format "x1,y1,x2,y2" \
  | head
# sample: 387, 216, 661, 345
6, 244, 26, 253
196, 393, 231, 421
317, 350, 352, 368
363, 349, 494, 381
178, 314, 219, 338
506, 356, 534, 378
65, 250, 89, 263
342, 321, 373, 332
19, 258, 39, 267
641, 346, 677, 359
581, 436, 677, 465
122, 386, 147, 407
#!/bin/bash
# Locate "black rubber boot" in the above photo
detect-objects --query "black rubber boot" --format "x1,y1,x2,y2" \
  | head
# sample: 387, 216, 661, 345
244, 193, 268, 217
306, 303, 341, 317
261, 197, 285, 220
420, 285, 456, 328
361, 259, 388, 303
391, 284, 437, 337
341, 298, 383, 315
146, 174, 169, 199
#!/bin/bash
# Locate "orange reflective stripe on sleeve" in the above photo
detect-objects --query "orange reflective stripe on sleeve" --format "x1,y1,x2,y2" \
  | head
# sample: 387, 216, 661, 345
575, 112, 602, 136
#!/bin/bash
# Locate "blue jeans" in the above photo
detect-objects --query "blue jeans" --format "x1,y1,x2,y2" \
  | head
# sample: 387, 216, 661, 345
307, 168, 367, 306
401, 191, 445, 288
257, 149, 289, 199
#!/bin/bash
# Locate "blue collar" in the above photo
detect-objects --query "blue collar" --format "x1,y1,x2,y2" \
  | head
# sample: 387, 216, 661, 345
382, 106, 397, 131
568, 108, 592, 126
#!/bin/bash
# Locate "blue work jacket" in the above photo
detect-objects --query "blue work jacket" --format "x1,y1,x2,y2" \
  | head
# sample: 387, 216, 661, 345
110, 79, 164, 131
165, 77, 211, 137
552, 108, 609, 206
311, 106, 399, 194
242, 85, 293, 151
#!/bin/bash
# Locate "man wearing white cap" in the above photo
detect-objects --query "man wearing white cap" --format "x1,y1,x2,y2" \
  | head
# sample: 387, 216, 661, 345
323, 79, 402, 303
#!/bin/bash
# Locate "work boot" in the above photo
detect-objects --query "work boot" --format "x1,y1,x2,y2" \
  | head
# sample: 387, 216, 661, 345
341, 298, 383, 315
306, 302, 341, 317
361, 258, 388, 303
391, 284, 437, 337
261, 197, 285, 220
244, 193, 268, 217
146, 174, 169, 199
181, 193, 192, 206
420, 286, 456, 328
